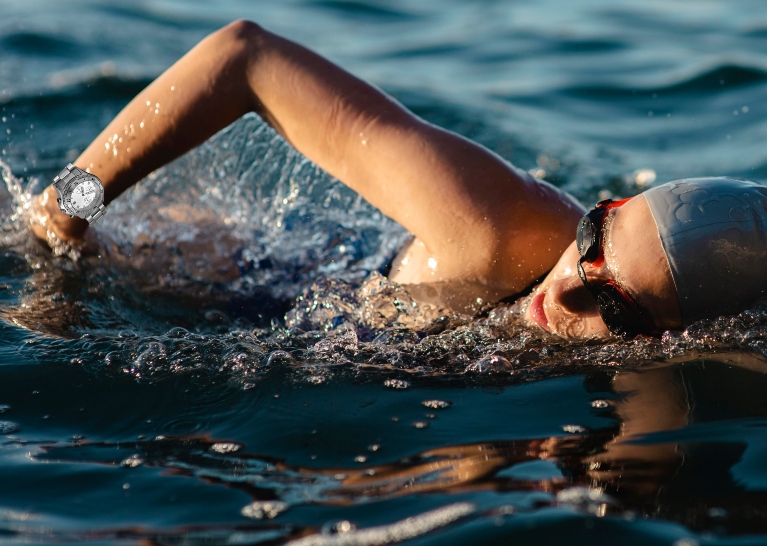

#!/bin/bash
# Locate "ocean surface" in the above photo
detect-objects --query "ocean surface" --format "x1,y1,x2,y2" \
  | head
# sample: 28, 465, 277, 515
3, 1, 767, 544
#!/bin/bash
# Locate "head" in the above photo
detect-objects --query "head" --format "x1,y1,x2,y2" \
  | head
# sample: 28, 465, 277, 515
524, 177, 767, 340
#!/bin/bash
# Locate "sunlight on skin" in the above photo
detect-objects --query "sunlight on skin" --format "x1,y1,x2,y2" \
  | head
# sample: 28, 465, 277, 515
25, 19, 680, 342
523, 195, 682, 340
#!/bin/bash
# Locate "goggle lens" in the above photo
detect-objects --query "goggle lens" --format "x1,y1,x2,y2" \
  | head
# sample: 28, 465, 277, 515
575, 198, 655, 338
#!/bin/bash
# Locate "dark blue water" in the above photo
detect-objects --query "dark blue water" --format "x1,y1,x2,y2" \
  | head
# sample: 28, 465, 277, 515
4, 1, 767, 544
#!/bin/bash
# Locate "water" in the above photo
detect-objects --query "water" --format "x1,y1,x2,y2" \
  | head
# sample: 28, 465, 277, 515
3, 1, 767, 544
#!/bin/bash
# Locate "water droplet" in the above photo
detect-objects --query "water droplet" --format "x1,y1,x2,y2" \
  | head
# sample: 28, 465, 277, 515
354, 455, 367, 463
413, 421, 430, 429
591, 399, 609, 409
367, 444, 380, 452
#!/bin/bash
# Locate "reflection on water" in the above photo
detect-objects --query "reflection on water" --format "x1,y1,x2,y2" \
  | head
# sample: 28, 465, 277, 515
5, 0, 767, 539
23, 354, 767, 543
3, 116, 767, 542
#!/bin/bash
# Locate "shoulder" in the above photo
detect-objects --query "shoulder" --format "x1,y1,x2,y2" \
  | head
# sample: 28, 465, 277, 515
391, 171, 585, 297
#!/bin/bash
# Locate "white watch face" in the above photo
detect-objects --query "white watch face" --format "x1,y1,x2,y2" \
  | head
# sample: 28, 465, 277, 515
70, 180, 98, 211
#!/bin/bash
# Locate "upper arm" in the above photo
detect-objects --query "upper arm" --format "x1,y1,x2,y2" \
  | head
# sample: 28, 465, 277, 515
247, 23, 584, 285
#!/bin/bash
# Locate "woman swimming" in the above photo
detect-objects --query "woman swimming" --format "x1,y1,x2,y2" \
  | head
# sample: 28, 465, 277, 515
27, 20, 767, 340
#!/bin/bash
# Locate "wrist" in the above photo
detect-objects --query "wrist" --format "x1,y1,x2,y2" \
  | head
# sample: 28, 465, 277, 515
34, 186, 89, 241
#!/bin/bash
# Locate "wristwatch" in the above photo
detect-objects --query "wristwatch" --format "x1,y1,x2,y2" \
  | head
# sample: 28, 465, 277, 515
52, 163, 106, 224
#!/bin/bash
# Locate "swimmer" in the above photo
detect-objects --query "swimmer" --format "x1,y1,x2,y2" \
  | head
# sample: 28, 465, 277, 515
28, 20, 767, 340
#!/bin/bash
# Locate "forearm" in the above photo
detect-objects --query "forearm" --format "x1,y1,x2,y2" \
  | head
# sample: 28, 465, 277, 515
76, 22, 255, 204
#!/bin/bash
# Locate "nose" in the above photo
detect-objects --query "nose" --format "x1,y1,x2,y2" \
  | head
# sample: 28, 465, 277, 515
547, 274, 601, 317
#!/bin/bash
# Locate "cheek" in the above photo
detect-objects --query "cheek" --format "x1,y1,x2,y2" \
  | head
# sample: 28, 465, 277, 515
546, 276, 600, 317
544, 279, 612, 340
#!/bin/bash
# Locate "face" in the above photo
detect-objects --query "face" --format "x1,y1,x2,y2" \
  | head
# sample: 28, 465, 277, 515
70, 180, 97, 211
523, 195, 682, 340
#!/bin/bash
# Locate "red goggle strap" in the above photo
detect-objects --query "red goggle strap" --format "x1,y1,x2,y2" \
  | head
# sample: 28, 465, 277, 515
590, 196, 633, 267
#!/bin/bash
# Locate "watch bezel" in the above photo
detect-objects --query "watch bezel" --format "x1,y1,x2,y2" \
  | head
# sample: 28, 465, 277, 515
61, 174, 105, 219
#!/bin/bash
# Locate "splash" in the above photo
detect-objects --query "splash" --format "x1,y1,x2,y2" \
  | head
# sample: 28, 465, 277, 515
1, 114, 767, 389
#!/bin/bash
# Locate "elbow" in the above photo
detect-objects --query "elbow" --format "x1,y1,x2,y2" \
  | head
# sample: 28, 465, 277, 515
221, 19, 265, 43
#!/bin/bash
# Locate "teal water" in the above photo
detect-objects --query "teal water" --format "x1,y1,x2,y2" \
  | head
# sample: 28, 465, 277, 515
3, 1, 767, 544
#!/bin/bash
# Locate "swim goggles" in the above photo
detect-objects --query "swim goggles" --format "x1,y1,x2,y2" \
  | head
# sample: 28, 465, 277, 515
575, 197, 656, 338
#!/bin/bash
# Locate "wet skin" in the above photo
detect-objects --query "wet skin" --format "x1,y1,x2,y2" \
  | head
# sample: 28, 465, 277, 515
29, 19, 680, 340
524, 195, 682, 339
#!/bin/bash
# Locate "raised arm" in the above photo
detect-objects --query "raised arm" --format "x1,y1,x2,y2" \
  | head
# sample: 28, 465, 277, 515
32, 20, 583, 292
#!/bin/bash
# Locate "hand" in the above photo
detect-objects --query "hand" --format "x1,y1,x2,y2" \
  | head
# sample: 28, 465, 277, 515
29, 186, 89, 248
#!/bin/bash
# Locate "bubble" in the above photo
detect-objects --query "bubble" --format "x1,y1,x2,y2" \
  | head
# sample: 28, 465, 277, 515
166, 327, 189, 338
121, 455, 144, 468
332, 520, 356, 534
265, 350, 293, 366
210, 442, 242, 454
0, 421, 18, 434
591, 399, 609, 409
413, 421, 430, 429
354, 455, 367, 463
557, 486, 615, 507
241, 501, 287, 519
367, 444, 380, 452
562, 424, 587, 434
422, 400, 452, 409
707, 507, 727, 519
465, 355, 512, 374
204, 310, 229, 324
384, 379, 410, 389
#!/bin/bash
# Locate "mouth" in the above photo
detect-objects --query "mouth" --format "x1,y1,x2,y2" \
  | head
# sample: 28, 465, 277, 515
529, 292, 550, 332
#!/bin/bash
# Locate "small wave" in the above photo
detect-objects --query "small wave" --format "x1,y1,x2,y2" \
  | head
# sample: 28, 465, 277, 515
0, 32, 84, 58
560, 64, 767, 101
307, 1, 422, 22
0, 71, 154, 108
93, 4, 221, 31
